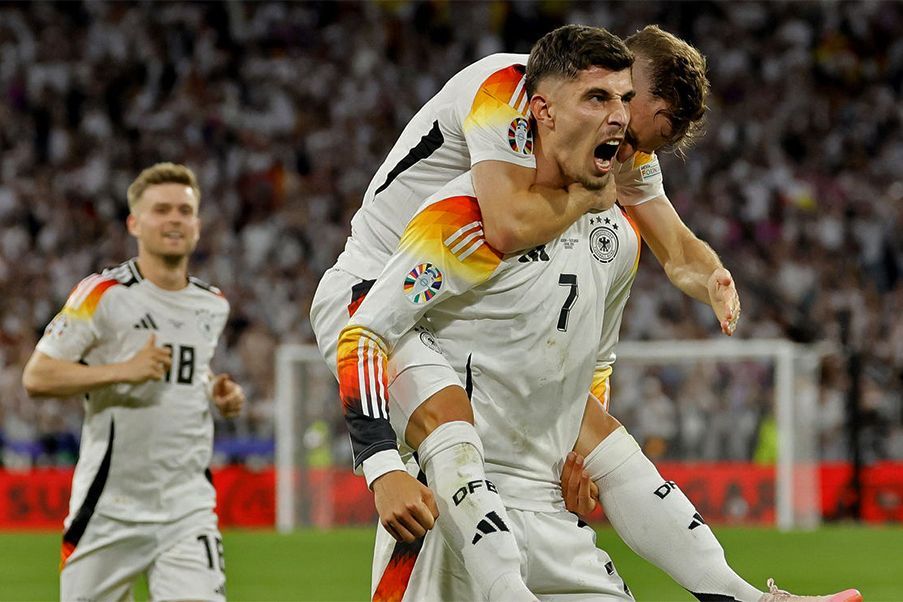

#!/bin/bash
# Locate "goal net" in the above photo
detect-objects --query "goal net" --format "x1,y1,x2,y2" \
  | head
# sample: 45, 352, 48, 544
275, 339, 825, 532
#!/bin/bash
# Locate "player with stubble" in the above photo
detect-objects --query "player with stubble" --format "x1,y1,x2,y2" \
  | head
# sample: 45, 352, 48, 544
23, 163, 244, 601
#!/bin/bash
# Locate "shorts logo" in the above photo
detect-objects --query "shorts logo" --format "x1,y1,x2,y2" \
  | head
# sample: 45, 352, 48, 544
507, 117, 533, 155
590, 226, 619, 263
404, 263, 443, 304
416, 328, 443, 354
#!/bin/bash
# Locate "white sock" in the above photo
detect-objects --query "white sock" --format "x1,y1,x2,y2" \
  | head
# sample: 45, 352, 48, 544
418, 421, 533, 601
586, 427, 764, 602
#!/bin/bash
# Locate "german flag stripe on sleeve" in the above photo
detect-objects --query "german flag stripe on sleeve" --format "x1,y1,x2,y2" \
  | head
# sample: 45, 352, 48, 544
61, 275, 118, 320
337, 326, 390, 420
591, 366, 612, 412
398, 196, 503, 288
621, 209, 642, 274
465, 65, 528, 131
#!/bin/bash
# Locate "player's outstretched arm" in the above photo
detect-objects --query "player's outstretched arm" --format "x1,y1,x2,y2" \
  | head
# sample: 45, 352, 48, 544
473, 160, 616, 254
625, 196, 741, 335
23, 333, 172, 398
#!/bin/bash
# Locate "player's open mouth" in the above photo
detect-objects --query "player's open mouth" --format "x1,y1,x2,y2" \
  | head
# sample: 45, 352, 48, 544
593, 138, 621, 172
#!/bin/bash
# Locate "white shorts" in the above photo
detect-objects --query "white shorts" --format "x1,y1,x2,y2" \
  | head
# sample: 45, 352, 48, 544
61, 508, 226, 602
372, 488, 633, 601
311, 266, 464, 444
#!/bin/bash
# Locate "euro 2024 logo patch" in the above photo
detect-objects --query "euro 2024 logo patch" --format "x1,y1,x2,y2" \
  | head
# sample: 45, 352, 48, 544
508, 117, 533, 155
404, 263, 443, 304
589, 218, 620, 263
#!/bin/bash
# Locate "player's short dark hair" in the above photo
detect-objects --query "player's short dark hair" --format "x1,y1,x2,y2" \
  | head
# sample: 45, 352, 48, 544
127, 162, 201, 210
525, 25, 634, 98
626, 25, 709, 156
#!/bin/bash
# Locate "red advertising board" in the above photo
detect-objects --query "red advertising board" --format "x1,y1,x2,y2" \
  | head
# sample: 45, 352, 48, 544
1, 462, 900, 530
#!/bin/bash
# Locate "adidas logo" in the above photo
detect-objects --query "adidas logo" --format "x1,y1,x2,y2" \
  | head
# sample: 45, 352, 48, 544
688, 512, 707, 530
471, 511, 509, 545
132, 313, 158, 330
518, 245, 549, 263
444, 221, 486, 261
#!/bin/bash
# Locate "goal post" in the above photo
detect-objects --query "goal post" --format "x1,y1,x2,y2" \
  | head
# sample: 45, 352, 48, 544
275, 339, 827, 532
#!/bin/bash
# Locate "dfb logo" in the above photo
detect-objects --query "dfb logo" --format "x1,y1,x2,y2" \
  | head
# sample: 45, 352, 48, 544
653, 480, 678, 499
453, 479, 498, 506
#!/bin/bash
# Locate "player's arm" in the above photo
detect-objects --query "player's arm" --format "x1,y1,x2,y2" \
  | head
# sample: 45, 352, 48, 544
337, 190, 504, 479
23, 334, 172, 398
626, 195, 740, 335
473, 161, 616, 254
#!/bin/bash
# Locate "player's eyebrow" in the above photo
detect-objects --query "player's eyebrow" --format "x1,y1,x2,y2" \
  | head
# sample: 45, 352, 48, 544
586, 87, 635, 103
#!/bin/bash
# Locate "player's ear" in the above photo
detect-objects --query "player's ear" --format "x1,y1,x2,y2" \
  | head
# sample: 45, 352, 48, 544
126, 212, 139, 237
529, 93, 553, 129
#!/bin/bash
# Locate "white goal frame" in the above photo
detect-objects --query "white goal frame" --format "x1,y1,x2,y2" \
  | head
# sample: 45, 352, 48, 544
275, 339, 826, 532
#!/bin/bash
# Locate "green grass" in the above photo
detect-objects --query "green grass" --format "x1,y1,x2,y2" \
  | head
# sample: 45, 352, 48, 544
1, 525, 899, 601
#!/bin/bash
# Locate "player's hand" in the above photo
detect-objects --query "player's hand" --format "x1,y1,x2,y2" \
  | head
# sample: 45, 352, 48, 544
120, 334, 173, 383
707, 268, 741, 336
372, 470, 439, 543
211, 373, 244, 419
561, 452, 599, 516
570, 177, 618, 215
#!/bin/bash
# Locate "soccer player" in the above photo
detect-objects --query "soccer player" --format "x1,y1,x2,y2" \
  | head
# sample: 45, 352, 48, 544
22, 163, 244, 601
331, 27, 860, 602
311, 24, 720, 599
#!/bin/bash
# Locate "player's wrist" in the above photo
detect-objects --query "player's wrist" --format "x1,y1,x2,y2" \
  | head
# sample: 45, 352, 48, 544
362, 449, 408, 489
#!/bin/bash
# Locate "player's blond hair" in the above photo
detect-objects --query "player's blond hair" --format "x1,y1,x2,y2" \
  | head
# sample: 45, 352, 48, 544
625, 25, 710, 157
127, 162, 201, 211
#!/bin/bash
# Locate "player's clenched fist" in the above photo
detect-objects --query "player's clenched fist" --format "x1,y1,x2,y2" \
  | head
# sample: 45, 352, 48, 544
121, 334, 173, 383
211, 373, 244, 419
372, 470, 440, 543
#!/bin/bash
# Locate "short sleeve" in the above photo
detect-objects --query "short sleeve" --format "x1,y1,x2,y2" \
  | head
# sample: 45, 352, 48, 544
35, 275, 115, 362
616, 152, 666, 206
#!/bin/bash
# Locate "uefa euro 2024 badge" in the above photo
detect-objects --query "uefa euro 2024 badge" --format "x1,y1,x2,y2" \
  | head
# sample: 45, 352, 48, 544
508, 117, 533, 155
404, 263, 443, 304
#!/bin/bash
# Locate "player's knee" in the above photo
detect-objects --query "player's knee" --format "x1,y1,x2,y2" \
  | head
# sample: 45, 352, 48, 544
573, 406, 622, 458
405, 385, 474, 449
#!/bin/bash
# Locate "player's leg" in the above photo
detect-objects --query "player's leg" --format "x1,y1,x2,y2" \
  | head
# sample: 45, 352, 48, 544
388, 327, 534, 601
373, 502, 483, 602
574, 397, 764, 601
60, 513, 153, 601
513, 508, 633, 601
310, 266, 364, 379
147, 508, 226, 602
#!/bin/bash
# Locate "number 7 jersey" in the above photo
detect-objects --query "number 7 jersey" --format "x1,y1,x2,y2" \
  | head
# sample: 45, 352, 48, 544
338, 173, 640, 511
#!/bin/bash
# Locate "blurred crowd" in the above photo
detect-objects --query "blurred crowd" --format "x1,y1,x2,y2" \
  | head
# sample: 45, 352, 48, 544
0, 1, 899, 469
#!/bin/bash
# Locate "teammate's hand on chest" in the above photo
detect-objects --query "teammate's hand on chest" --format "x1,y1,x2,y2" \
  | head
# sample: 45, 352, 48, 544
119, 334, 173, 384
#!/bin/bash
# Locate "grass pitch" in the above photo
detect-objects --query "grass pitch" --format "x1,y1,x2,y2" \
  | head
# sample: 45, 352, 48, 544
1, 525, 899, 601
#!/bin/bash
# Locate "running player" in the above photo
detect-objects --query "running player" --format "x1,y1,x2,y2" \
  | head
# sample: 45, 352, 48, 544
23, 163, 244, 601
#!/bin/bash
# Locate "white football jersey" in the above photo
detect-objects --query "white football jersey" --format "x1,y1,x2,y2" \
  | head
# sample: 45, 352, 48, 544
338, 173, 639, 511
36, 259, 230, 523
334, 53, 663, 281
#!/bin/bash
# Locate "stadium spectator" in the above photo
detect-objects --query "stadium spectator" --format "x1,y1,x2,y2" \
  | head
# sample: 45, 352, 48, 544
0, 1, 899, 468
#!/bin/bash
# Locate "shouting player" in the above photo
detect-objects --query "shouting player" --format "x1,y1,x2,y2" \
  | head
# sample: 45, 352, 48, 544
325, 25, 860, 602
312, 24, 731, 600
23, 163, 244, 601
